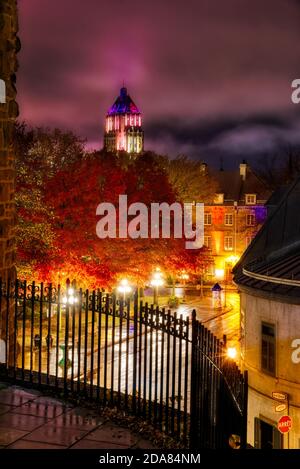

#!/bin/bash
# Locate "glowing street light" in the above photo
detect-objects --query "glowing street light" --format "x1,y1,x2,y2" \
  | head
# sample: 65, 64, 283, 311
150, 269, 164, 305
227, 347, 237, 360
215, 268, 225, 281
60, 279, 78, 366
117, 278, 132, 303
62, 286, 78, 306
226, 255, 240, 265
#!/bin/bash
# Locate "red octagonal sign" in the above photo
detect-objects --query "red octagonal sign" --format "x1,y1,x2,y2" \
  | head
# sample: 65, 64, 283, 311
278, 415, 292, 434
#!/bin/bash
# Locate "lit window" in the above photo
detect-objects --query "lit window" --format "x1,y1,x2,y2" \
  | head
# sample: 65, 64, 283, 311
246, 214, 255, 226
204, 213, 212, 225
261, 323, 276, 375
246, 194, 256, 205
204, 236, 212, 249
224, 236, 233, 251
225, 213, 233, 226
214, 193, 224, 204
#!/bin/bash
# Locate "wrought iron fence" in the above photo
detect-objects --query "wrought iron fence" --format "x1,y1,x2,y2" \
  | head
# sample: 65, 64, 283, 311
0, 279, 247, 448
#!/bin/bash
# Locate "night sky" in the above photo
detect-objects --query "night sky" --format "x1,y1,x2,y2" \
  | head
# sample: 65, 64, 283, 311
18, 0, 300, 168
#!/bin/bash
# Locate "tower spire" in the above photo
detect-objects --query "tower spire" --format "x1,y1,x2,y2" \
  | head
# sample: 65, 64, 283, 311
104, 86, 144, 155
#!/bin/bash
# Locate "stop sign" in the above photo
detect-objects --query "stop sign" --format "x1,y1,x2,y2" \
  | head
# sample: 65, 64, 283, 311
278, 415, 292, 434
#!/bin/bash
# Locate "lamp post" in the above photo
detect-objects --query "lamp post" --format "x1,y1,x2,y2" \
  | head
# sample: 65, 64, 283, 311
60, 281, 78, 330
59, 279, 78, 376
62, 284, 78, 306
180, 271, 189, 302
150, 269, 164, 306
117, 279, 132, 304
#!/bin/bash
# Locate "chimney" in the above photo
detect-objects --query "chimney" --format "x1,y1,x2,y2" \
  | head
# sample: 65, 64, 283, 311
200, 162, 207, 174
240, 161, 247, 181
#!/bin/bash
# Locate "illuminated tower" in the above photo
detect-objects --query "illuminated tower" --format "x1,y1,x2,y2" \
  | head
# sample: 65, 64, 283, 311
104, 87, 144, 155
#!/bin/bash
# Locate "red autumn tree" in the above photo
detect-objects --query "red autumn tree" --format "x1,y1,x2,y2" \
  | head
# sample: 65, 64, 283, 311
16, 124, 213, 289
44, 151, 185, 288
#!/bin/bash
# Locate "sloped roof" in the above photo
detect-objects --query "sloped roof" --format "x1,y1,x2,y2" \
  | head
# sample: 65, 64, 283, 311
265, 185, 289, 215
210, 166, 271, 202
233, 177, 300, 301
107, 87, 140, 116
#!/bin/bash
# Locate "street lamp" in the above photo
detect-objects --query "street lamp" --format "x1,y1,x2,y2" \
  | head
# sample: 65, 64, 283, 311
60, 280, 78, 376
62, 286, 78, 306
215, 268, 225, 280
180, 271, 189, 302
150, 269, 164, 306
117, 279, 132, 303
226, 255, 240, 265
227, 347, 237, 360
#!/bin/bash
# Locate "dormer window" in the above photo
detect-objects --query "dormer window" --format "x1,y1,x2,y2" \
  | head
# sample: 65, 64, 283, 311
246, 194, 256, 205
214, 193, 224, 204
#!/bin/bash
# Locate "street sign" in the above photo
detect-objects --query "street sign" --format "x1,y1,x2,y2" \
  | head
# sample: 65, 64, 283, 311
272, 391, 288, 401
275, 403, 287, 413
278, 415, 292, 434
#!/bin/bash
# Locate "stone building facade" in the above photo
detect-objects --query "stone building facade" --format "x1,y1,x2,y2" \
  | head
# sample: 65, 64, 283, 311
0, 0, 18, 283
0, 0, 18, 357
203, 162, 271, 282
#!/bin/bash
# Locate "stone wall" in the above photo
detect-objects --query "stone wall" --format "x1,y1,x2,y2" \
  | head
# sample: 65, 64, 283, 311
0, 1, 18, 357
0, 0, 19, 283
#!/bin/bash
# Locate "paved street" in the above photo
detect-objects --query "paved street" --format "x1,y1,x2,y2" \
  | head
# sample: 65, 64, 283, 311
181, 290, 240, 345
0, 383, 156, 449
11, 290, 241, 410
89, 290, 241, 407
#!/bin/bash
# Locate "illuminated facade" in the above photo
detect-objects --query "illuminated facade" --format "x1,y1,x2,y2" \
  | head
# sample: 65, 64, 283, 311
203, 163, 271, 281
234, 178, 300, 448
104, 87, 144, 155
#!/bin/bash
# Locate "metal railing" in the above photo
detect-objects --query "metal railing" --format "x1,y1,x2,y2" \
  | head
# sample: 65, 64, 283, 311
0, 279, 247, 448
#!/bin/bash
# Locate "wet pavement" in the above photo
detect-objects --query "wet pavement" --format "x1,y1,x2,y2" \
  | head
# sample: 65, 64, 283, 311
0, 382, 156, 449
174, 291, 240, 343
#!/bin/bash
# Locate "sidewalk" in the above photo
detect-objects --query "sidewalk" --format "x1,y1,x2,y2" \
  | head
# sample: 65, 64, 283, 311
0, 382, 157, 449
